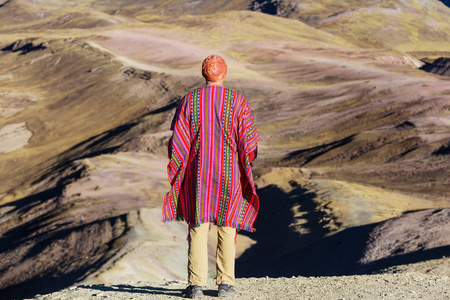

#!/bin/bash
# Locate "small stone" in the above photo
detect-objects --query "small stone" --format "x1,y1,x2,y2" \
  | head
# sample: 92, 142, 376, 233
165, 280, 181, 285
69, 286, 77, 290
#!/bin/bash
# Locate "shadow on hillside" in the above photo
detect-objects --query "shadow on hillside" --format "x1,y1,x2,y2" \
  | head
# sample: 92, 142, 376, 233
0, 214, 128, 300
31, 98, 181, 186
281, 134, 355, 166
1, 39, 47, 55
250, 1, 277, 14
0, 163, 129, 300
236, 181, 332, 276
256, 222, 377, 277
263, 226, 450, 277
52, 97, 181, 165
0, 164, 85, 227
419, 57, 450, 77
441, 0, 450, 8
236, 184, 450, 277
0, 98, 184, 300
361, 245, 450, 274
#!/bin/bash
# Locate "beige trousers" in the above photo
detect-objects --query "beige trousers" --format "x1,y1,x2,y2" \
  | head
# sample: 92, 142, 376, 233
188, 223, 236, 286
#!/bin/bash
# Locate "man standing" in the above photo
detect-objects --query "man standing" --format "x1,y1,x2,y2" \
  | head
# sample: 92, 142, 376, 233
162, 55, 259, 298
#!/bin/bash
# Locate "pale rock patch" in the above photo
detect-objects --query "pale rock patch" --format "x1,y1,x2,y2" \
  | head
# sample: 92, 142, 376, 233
0, 122, 32, 153
0, 74, 13, 81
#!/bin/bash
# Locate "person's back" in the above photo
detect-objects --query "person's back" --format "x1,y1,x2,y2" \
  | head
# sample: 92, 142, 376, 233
162, 55, 259, 298
165, 84, 258, 230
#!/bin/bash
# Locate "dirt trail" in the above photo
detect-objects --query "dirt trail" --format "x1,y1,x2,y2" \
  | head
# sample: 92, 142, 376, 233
27, 274, 450, 300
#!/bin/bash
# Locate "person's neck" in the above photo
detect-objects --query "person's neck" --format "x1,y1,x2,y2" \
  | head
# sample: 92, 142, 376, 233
206, 80, 224, 87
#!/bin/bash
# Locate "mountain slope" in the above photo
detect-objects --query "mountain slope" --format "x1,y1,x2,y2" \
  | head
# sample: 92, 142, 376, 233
0, 1, 450, 299
251, 0, 450, 51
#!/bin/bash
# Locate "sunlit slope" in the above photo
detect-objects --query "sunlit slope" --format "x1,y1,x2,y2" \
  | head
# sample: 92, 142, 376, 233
88, 21, 450, 199
254, 0, 450, 52
2, 5, 353, 48
0, 36, 199, 198
13, 0, 253, 21
99, 0, 252, 18
1, 1, 450, 297
1, 0, 449, 201
223, 40, 450, 198
0, 2, 134, 32
314, 0, 450, 51
1, 3, 449, 202
161, 10, 352, 48
8, 0, 450, 51
0, 0, 51, 25
0, 8, 355, 197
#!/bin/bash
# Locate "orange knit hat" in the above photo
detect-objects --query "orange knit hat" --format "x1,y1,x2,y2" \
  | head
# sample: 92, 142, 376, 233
202, 55, 227, 82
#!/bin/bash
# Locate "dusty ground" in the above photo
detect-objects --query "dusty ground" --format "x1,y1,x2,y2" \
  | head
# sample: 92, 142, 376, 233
26, 274, 450, 300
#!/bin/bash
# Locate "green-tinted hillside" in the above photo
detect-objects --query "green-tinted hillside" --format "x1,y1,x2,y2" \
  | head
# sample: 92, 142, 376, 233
252, 0, 450, 51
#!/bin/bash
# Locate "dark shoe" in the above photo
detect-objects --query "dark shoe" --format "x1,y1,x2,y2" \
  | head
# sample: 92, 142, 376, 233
217, 284, 236, 297
183, 285, 204, 298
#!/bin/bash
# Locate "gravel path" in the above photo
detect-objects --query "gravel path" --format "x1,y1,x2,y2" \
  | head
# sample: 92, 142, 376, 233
28, 273, 450, 300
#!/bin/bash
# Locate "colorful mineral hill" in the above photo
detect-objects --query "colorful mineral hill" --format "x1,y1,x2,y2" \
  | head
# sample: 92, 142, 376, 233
0, 1, 449, 299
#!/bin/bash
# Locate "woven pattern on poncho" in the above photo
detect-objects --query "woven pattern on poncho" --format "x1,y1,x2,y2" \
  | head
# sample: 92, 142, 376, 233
162, 85, 259, 232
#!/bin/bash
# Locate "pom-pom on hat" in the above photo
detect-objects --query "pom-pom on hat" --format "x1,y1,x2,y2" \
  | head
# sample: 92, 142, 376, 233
202, 55, 227, 82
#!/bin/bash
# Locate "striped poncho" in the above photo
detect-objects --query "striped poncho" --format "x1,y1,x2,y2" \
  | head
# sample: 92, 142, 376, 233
162, 85, 259, 232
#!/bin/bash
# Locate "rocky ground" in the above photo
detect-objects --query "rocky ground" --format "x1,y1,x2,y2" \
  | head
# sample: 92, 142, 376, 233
26, 274, 450, 300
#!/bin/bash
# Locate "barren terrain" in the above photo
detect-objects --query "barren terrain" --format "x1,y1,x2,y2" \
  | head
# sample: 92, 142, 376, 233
0, 0, 449, 299
24, 274, 450, 300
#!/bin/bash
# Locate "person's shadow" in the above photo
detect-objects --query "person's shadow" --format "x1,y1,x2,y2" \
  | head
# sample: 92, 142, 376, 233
79, 284, 183, 297
237, 180, 330, 277
80, 284, 220, 298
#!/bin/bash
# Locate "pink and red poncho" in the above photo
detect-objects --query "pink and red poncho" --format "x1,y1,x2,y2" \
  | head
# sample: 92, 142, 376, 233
162, 85, 259, 232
